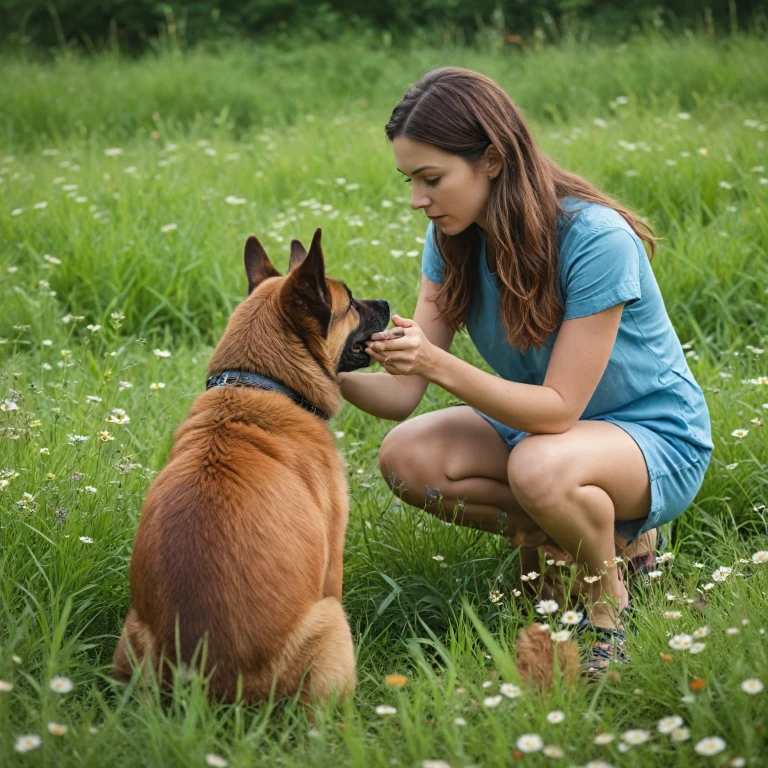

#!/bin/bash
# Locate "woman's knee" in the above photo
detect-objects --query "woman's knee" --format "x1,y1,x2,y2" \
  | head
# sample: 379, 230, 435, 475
507, 436, 568, 512
378, 423, 431, 496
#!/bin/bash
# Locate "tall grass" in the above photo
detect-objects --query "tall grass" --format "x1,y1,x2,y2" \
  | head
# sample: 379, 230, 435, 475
1, 30, 767, 767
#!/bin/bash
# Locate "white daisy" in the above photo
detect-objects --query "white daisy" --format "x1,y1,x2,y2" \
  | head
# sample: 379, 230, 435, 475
669, 634, 693, 650
712, 566, 732, 582
740, 678, 764, 694
14, 734, 42, 752
621, 729, 650, 745
483, 695, 503, 708
500, 683, 523, 698
205, 755, 228, 768
546, 710, 565, 724
535, 599, 559, 615
49, 675, 73, 693
375, 705, 397, 715
694, 736, 726, 755
516, 734, 543, 753
560, 610, 583, 625
657, 715, 684, 734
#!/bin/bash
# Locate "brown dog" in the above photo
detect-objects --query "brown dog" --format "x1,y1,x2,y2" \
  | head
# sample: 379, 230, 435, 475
113, 229, 389, 704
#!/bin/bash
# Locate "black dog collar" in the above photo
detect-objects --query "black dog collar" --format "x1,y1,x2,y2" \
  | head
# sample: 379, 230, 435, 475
206, 369, 329, 421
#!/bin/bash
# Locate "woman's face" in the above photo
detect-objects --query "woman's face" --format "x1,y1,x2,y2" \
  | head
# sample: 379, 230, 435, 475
392, 136, 496, 235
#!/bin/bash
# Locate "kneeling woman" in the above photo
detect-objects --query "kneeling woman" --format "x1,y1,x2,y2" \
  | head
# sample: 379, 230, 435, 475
339, 67, 712, 675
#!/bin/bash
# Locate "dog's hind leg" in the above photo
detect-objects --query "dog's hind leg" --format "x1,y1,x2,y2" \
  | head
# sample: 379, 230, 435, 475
262, 597, 356, 705
113, 608, 157, 682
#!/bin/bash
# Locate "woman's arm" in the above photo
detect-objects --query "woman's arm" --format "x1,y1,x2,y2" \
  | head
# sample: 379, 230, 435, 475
368, 304, 624, 434
338, 276, 454, 421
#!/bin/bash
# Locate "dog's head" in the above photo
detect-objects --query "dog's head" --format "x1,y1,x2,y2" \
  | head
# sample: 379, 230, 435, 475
243, 228, 390, 374
208, 228, 390, 398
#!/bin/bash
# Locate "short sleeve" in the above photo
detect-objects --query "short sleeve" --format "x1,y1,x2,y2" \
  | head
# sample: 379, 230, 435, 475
562, 226, 642, 321
421, 222, 445, 284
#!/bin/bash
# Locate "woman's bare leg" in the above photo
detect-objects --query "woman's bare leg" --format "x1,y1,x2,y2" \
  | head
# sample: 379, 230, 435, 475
378, 406, 549, 546
379, 408, 655, 629
507, 421, 652, 630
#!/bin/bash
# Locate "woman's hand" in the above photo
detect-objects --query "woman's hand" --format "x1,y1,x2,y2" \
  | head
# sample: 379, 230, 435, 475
365, 314, 437, 377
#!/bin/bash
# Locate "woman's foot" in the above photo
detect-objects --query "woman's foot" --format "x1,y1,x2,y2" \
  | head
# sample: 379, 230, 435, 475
589, 578, 630, 631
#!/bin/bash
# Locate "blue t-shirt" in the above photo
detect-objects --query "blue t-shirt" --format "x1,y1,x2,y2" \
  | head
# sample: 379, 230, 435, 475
421, 197, 712, 456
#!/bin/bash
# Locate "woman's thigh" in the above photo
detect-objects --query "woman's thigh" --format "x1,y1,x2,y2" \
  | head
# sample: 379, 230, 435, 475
508, 420, 652, 524
379, 405, 511, 488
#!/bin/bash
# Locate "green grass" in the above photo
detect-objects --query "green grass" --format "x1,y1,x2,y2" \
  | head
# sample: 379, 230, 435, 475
1, 30, 768, 767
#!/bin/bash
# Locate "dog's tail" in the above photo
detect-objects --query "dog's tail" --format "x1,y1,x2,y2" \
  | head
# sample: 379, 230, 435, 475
515, 624, 579, 688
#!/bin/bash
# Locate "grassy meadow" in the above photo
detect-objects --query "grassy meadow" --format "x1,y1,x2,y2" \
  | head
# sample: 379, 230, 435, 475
1, 30, 768, 767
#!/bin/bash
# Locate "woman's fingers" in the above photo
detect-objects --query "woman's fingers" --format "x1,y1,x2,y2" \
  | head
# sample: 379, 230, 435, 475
368, 327, 406, 342
365, 336, 414, 353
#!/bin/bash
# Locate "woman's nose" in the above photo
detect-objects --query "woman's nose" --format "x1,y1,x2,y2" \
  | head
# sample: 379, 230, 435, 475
410, 191, 430, 210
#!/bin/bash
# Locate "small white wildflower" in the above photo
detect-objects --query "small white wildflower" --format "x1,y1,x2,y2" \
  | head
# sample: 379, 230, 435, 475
535, 599, 559, 615
205, 755, 228, 768
14, 734, 42, 753
621, 729, 650, 745
694, 736, 726, 756
49, 675, 73, 693
500, 682, 522, 699
712, 566, 732, 582
483, 695, 503, 708
374, 705, 397, 715
741, 678, 764, 695
657, 715, 684, 734
546, 710, 565, 724
516, 734, 543, 752
671, 726, 691, 741
593, 732, 615, 744
560, 610, 583, 625
731, 428, 748, 438
669, 634, 693, 650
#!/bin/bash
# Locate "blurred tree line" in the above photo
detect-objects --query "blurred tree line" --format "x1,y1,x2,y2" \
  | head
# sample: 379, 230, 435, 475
1, 0, 765, 51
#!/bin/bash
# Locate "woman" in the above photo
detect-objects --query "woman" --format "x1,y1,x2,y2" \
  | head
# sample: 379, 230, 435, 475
338, 67, 712, 675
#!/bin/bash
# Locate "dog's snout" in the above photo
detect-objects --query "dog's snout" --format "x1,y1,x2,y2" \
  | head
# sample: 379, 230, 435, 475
368, 299, 390, 332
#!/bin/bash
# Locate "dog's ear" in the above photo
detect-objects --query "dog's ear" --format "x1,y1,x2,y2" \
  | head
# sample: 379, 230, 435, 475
244, 235, 280, 294
288, 239, 307, 271
281, 228, 331, 337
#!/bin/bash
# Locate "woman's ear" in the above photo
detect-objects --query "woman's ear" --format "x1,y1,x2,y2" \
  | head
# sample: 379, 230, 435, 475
484, 144, 503, 180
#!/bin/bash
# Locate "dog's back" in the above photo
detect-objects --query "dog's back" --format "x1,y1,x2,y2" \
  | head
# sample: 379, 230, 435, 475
114, 387, 353, 701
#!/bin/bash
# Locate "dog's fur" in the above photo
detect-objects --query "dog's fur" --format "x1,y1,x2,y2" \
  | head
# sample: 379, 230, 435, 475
514, 624, 580, 688
113, 229, 389, 704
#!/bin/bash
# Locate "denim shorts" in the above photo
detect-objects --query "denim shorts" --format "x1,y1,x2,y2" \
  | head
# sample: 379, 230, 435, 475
469, 406, 711, 545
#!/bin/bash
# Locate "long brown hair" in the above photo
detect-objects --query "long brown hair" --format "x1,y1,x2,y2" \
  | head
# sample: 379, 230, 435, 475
385, 67, 656, 351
